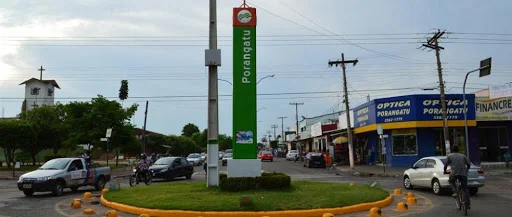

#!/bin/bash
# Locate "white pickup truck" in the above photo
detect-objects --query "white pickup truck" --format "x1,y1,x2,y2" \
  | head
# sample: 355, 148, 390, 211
17, 158, 111, 196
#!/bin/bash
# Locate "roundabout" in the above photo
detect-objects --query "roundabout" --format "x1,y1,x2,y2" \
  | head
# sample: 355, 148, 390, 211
100, 181, 393, 217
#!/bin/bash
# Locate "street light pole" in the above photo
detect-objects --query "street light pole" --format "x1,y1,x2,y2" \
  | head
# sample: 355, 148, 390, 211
463, 58, 491, 161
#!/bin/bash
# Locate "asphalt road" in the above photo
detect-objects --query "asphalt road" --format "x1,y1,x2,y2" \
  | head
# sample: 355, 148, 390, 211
0, 158, 511, 217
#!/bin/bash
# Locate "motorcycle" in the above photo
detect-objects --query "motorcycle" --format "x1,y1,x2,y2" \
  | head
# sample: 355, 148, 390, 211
129, 168, 154, 187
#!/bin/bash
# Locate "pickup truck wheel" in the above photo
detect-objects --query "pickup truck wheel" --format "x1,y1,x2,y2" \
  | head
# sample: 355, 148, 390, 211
70, 186, 79, 192
52, 181, 64, 196
23, 190, 34, 196
95, 177, 105, 191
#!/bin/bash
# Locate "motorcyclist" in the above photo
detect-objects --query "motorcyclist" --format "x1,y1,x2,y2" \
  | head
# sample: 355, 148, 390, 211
136, 153, 150, 184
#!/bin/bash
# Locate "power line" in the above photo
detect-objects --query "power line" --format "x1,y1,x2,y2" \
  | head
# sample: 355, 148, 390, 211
270, 0, 429, 64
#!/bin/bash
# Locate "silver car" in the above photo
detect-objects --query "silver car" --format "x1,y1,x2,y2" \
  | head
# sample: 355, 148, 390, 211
403, 156, 485, 195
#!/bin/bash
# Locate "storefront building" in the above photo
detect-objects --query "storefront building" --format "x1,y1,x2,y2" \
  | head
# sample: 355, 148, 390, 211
353, 94, 477, 167
475, 96, 512, 162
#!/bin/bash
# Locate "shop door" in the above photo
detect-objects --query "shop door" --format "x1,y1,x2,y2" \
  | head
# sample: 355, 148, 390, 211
479, 127, 509, 162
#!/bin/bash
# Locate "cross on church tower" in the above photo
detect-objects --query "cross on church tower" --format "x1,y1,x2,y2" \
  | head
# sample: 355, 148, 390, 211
31, 101, 39, 109
38, 65, 45, 80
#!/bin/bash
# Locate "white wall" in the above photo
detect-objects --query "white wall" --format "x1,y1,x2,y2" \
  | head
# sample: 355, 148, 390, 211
24, 81, 55, 112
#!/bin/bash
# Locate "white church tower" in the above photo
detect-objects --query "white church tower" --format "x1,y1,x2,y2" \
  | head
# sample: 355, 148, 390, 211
18, 66, 60, 112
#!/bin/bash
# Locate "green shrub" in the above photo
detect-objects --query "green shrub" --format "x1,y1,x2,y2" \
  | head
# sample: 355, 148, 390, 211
219, 172, 291, 192
43, 155, 65, 162
258, 175, 291, 189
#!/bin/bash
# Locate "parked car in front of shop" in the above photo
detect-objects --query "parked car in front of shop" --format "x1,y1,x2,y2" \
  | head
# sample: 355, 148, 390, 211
403, 156, 485, 195
303, 152, 326, 168
286, 150, 298, 161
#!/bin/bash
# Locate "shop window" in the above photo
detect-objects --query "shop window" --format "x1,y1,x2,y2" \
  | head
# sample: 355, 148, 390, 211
392, 129, 417, 156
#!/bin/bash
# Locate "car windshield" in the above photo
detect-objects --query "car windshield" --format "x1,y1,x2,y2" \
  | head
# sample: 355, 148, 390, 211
289, 150, 298, 153
201, 153, 206, 156
154, 157, 176, 165
40, 159, 71, 170
309, 153, 322, 156
262, 151, 272, 154
188, 154, 200, 158
224, 149, 232, 153
224, 153, 232, 158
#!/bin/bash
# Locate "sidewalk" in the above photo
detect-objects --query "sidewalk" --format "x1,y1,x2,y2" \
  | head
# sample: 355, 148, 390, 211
336, 164, 406, 178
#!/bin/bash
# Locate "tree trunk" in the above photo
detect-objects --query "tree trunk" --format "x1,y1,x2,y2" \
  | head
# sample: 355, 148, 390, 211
115, 148, 119, 167
31, 153, 37, 166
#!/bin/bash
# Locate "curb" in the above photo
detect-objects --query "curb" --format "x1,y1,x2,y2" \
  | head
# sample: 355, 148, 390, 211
101, 195, 393, 217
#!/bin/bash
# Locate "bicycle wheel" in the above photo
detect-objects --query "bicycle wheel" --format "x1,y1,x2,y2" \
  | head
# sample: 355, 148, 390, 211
460, 193, 467, 216
455, 194, 461, 210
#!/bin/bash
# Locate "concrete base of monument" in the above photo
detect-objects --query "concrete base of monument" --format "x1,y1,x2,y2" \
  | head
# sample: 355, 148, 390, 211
227, 159, 262, 177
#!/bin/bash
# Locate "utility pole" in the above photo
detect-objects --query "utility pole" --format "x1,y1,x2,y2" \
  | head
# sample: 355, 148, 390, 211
423, 30, 451, 155
38, 66, 45, 80
277, 117, 287, 141
328, 53, 358, 169
289, 102, 304, 151
206, 0, 220, 187
142, 101, 148, 153
271, 124, 278, 139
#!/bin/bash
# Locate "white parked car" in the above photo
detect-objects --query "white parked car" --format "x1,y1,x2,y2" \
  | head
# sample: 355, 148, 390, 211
403, 156, 485, 195
286, 150, 298, 161
186, 153, 203, 166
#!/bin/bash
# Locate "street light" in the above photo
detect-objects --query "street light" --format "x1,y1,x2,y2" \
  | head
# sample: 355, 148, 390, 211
257, 74, 275, 84
463, 57, 491, 161
218, 75, 274, 86
218, 79, 232, 86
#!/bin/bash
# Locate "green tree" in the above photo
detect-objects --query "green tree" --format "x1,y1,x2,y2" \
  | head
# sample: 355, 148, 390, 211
64, 95, 138, 161
19, 105, 67, 164
147, 134, 168, 154
181, 123, 199, 138
110, 123, 138, 166
167, 135, 184, 156
0, 120, 35, 168
190, 132, 204, 148
119, 80, 129, 107
218, 134, 232, 151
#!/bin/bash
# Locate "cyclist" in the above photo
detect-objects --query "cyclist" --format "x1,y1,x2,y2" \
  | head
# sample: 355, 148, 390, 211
444, 145, 471, 209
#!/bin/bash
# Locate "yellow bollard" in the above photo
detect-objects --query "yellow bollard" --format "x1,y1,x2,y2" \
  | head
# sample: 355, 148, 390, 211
406, 192, 415, 198
394, 188, 403, 195
106, 210, 118, 217
139, 214, 150, 217
369, 207, 382, 217
84, 192, 92, 199
407, 196, 417, 205
396, 202, 408, 211
71, 199, 81, 209
101, 188, 109, 196
323, 213, 335, 217
83, 208, 95, 215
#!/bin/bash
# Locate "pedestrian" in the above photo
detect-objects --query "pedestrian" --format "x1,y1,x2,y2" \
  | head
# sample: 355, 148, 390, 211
203, 156, 207, 176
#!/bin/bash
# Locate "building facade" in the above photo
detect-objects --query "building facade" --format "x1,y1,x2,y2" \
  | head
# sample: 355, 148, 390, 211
475, 96, 512, 162
353, 94, 477, 167
19, 78, 60, 112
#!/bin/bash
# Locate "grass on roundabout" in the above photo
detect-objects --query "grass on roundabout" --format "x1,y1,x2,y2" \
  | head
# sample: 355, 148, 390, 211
103, 181, 389, 211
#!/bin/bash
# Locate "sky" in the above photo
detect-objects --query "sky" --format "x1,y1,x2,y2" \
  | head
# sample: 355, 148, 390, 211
0, 0, 511, 142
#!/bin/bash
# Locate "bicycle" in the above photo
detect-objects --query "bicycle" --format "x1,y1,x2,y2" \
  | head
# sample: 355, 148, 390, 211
454, 178, 468, 216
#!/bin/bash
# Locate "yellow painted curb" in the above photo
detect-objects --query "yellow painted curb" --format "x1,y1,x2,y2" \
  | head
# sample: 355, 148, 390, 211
101, 194, 393, 217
